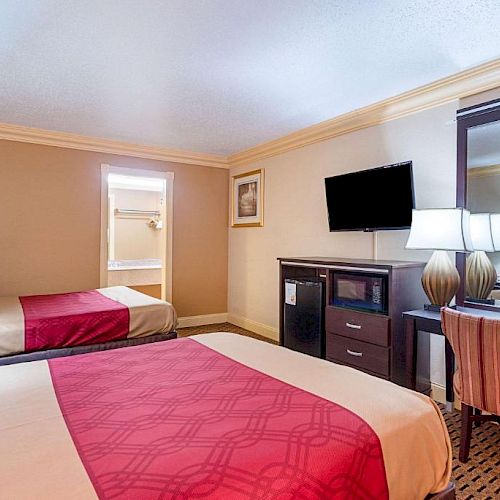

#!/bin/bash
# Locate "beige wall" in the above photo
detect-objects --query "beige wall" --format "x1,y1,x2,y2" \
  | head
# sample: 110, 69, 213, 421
0, 140, 228, 317
459, 87, 500, 108
228, 101, 460, 385
110, 188, 162, 260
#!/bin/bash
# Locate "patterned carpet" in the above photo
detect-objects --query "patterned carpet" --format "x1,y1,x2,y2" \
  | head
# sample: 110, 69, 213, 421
178, 323, 499, 499
178, 322, 278, 343
441, 407, 499, 499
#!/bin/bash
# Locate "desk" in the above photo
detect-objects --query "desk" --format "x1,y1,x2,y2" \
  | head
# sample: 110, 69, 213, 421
403, 306, 500, 410
403, 309, 454, 409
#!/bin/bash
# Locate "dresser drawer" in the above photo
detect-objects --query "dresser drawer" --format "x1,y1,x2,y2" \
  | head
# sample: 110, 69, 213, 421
325, 306, 390, 346
326, 333, 390, 378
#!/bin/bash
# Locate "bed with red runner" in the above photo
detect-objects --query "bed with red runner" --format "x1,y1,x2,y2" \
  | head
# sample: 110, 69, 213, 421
1, 333, 452, 499
0, 286, 177, 363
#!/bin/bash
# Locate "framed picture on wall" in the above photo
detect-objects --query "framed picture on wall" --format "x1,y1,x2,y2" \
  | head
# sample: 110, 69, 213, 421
231, 169, 264, 227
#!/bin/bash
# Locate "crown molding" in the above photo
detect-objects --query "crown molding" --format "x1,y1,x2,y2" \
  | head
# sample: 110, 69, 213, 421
2, 59, 500, 170
468, 164, 500, 177
0, 122, 229, 169
228, 58, 500, 167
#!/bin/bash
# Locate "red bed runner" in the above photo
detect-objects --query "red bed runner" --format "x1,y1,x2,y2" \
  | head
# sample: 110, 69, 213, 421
20, 290, 129, 352
48, 338, 389, 499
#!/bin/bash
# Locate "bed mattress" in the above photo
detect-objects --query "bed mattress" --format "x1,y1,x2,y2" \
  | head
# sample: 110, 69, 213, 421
0, 286, 177, 357
0, 332, 451, 499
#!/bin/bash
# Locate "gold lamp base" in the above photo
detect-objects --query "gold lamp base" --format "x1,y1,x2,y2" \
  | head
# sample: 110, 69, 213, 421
422, 250, 460, 307
466, 251, 497, 300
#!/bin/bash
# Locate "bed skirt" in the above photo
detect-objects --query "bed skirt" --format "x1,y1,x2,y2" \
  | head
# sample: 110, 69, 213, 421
427, 482, 456, 499
0, 331, 177, 366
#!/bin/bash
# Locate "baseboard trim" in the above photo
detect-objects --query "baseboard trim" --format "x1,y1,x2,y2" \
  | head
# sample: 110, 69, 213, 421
431, 382, 446, 404
177, 313, 228, 328
431, 382, 460, 410
227, 313, 279, 342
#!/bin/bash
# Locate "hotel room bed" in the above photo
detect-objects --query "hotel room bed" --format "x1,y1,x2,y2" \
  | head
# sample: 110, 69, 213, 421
0, 332, 453, 499
0, 286, 177, 365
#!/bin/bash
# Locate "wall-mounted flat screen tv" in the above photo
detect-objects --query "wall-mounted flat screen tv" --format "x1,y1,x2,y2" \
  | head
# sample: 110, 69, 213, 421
325, 161, 414, 232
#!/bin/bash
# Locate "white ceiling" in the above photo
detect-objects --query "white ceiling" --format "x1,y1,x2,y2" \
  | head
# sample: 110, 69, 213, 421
1, 1, 500, 156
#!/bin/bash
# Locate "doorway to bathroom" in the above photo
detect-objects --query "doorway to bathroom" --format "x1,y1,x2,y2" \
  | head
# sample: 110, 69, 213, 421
100, 164, 174, 302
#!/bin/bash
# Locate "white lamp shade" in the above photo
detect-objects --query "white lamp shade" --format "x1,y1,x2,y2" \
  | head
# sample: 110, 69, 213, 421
469, 213, 494, 252
490, 213, 500, 251
406, 208, 473, 251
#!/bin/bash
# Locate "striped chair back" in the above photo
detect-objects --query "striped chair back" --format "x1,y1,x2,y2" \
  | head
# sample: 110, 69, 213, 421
441, 308, 500, 415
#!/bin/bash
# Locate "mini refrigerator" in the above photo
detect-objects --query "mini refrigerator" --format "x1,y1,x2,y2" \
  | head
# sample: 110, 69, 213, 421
283, 278, 325, 358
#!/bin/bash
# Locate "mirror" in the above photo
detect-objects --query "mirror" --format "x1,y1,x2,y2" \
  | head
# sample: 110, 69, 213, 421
466, 119, 500, 306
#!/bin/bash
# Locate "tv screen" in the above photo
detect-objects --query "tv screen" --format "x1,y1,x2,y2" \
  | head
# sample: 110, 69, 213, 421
325, 161, 414, 232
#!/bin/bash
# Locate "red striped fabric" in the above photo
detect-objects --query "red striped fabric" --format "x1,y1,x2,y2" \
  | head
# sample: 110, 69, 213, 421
441, 308, 500, 415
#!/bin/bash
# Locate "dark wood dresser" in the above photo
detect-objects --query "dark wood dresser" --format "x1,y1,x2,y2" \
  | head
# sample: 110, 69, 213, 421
279, 257, 426, 388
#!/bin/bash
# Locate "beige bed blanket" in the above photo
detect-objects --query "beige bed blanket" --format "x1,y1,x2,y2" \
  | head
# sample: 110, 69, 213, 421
0, 333, 451, 499
0, 286, 177, 356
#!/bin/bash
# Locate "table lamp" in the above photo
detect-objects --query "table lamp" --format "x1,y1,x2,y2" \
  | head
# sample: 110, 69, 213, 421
466, 213, 497, 301
406, 208, 472, 310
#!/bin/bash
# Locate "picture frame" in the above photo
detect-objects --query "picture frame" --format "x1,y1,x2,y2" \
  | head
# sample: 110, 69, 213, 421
231, 169, 264, 227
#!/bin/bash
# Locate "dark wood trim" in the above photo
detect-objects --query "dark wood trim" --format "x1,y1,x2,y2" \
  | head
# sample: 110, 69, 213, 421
405, 317, 418, 389
462, 301, 500, 312
455, 253, 467, 306
279, 258, 426, 387
326, 332, 391, 378
279, 262, 284, 346
0, 331, 178, 366
426, 482, 456, 500
277, 256, 424, 269
325, 306, 390, 346
456, 100, 500, 308
457, 96, 500, 115
459, 402, 499, 462
444, 337, 455, 403
403, 309, 455, 403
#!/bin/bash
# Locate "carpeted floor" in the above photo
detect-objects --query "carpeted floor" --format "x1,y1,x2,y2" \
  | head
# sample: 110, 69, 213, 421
178, 321, 278, 343
441, 407, 499, 500
178, 322, 499, 499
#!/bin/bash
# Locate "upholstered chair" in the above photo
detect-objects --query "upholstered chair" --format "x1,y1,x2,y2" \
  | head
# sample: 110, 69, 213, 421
441, 308, 500, 462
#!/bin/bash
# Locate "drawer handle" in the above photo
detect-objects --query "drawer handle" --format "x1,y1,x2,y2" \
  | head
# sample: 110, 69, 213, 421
346, 322, 361, 330
346, 349, 363, 357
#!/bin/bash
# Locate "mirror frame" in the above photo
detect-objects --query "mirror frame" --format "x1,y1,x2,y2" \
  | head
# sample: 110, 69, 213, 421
456, 98, 500, 309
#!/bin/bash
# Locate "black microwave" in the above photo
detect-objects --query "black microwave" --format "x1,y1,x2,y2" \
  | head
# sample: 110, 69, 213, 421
332, 270, 388, 315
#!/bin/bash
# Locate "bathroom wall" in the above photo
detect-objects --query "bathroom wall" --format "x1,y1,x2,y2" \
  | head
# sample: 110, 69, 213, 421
110, 188, 163, 261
